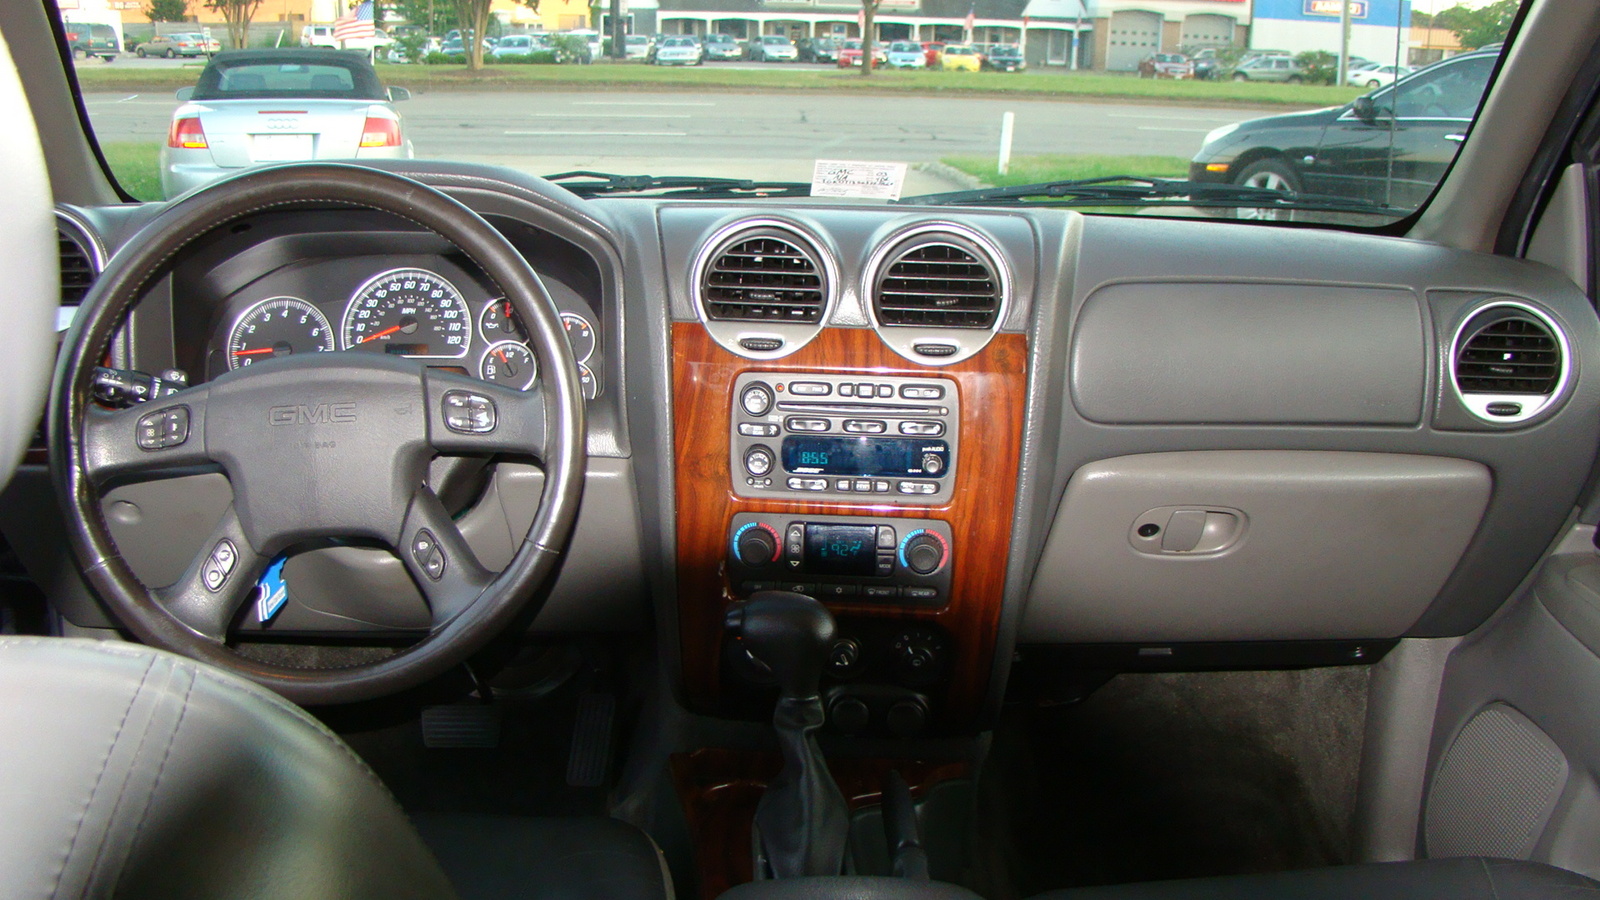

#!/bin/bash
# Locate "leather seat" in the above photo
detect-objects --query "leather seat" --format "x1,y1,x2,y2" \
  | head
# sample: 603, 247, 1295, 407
0, 637, 670, 900
1031, 857, 1600, 900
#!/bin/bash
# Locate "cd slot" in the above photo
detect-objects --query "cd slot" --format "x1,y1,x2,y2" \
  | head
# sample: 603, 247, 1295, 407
774, 401, 942, 416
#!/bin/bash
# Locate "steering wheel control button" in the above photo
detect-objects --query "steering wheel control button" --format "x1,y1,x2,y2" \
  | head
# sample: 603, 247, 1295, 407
899, 420, 945, 437
136, 406, 190, 450
788, 381, 831, 396
442, 391, 497, 434
412, 529, 447, 581
740, 382, 774, 416
202, 539, 238, 592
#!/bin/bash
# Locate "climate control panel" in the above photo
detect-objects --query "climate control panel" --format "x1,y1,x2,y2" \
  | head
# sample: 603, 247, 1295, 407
727, 512, 953, 607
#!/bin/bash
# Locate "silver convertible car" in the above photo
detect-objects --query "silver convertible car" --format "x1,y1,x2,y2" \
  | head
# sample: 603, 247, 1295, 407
159, 48, 412, 198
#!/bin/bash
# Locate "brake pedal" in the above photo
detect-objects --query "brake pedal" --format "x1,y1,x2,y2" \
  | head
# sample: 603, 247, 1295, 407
565, 692, 616, 787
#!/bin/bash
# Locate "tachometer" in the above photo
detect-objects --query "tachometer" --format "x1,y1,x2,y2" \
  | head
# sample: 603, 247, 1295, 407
342, 268, 471, 358
227, 296, 334, 370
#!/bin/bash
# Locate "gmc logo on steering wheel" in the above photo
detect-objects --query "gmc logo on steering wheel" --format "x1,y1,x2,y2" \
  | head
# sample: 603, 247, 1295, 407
267, 402, 357, 426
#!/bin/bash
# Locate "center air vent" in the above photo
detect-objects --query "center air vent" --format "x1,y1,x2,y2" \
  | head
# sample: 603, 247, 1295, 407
874, 239, 1001, 329
700, 230, 825, 324
58, 224, 97, 308
1450, 302, 1569, 425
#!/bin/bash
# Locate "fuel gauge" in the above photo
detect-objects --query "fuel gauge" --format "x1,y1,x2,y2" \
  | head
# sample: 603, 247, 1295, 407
479, 341, 538, 390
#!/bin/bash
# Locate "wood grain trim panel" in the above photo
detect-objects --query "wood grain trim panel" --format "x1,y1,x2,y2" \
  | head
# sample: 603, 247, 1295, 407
671, 322, 1027, 730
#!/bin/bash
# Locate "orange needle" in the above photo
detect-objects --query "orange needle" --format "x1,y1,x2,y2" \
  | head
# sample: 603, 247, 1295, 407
359, 325, 401, 343
496, 348, 508, 363
232, 348, 275, 356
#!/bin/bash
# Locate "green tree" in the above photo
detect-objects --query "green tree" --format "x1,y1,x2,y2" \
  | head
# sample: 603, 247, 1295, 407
146, 0, 189, 23
1434, 0, 1518, 50
389, 0, 458, 35
204, 0, 261, 49
859, 0, 882, 77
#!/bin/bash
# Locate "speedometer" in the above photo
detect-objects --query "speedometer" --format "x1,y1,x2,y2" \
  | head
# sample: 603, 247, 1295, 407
342, 268, 471, 358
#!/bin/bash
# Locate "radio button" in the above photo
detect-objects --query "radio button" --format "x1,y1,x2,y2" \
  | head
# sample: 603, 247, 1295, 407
900, 421, 945, 437
900, 385, 945, 400
838, 383, 856, 397
802, 479, 828, 491
741, 383, 774, 416
744, 445, 775, 477
863, 585, 900, 600
897, 481, 938, 495
789, 381, 831, 396
852, 480, 872, 493
873, 480, 891, 493
843, 419, 887, 434
855, 382, 875, 398
739, 423, 780, 437
784, 417, 831, 433
786, 477, 806, 490
921, 453, 945, 476
876, 384, 894, 398
835, 479, 853, 492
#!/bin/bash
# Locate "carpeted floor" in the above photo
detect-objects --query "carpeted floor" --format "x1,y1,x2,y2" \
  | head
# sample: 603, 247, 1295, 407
974, 667, 1371, 899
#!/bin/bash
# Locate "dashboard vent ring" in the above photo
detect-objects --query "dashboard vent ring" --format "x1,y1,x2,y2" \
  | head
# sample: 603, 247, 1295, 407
58, 221, 98, 308
700, 230, 826, 324
1449, 301, 1570, 425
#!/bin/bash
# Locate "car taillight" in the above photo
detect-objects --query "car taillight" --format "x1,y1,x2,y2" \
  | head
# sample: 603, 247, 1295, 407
167, 116, 207, 149
359, 116, 402, 148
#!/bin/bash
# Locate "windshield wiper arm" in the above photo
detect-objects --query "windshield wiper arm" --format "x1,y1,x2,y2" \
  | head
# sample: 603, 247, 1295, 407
898, 176, 1395, 214
545, 170, 811, 199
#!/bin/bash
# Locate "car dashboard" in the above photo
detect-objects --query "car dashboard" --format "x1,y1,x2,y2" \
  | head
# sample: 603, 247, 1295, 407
14, 160, 1600, 739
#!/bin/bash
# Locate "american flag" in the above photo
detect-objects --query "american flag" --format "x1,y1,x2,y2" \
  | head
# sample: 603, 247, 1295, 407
333, 1, 375, 42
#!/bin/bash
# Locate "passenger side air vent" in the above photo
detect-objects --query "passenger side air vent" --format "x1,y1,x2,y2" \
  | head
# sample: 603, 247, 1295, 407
874, 240, 1000, 329
1450, 302, 1570, 425
867, 225, 1008, 366
58, 225, 97, 308
692, 220, 835, 360
701, 233, 825, 324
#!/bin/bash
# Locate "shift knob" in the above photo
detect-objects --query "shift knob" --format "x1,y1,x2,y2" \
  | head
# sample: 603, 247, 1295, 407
726, 590, 836, 701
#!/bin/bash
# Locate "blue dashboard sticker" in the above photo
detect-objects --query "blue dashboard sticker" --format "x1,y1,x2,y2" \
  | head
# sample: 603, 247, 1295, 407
256, 557, 288, 624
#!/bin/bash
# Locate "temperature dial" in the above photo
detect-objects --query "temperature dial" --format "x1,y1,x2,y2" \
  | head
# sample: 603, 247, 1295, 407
561, 312, 596, 363
898, 530, 949, 576
732, 522, 781, 568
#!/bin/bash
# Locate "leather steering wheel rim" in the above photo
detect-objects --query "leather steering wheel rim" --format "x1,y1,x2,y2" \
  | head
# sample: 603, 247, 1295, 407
48, 163, 587, 705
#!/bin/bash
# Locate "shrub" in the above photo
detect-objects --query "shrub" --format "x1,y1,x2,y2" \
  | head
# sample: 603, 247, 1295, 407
1295, 49, 1338, 85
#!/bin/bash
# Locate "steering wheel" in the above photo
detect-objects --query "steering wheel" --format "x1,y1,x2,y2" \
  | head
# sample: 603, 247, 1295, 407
48, 164, 586, 705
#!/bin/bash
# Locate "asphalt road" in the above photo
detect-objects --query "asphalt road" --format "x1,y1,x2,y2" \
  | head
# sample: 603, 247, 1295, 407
84, 88, 1253, 176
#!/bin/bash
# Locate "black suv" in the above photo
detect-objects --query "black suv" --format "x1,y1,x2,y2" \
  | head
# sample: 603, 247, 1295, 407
1190, 48, 1497, 214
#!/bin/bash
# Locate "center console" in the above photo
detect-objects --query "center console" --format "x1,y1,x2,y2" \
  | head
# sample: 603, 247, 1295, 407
671, 323, 1026, 736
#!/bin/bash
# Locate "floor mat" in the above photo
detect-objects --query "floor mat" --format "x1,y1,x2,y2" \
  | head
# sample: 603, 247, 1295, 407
979, 667, 1369, 897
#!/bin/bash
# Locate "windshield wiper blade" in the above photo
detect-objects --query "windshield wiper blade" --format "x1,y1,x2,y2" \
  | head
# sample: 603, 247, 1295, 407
899, 176, 1395, 215
545, 170, 811, 199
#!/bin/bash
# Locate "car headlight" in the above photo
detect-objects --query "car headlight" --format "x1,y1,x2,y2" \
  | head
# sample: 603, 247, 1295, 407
1201, 122, 1239, 148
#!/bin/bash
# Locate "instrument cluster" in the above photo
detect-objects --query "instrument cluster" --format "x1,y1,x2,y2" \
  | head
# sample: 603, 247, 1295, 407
210, 257, 601, 400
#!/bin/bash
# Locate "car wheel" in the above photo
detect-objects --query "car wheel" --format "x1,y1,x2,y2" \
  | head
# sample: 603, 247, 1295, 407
1233, 158, 1303, 221
136, 47, 146, 58
1232, 72, 1248, 81
1287, 75, 1303, 83
164, 48, 175, 58
1368, 79, 1380, 88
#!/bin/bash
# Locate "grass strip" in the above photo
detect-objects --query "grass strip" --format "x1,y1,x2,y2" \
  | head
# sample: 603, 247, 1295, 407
76, 62, 1363, 107
101, 141, 162, 200
942, 153, 1191, 188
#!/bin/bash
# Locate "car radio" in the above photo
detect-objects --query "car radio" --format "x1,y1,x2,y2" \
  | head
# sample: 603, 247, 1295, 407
726, 512, 954, 607
729, 372, 960, 504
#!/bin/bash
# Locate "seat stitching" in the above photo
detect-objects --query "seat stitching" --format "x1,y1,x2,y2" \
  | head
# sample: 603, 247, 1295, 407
44, 653, 157, 900
79, 658, 174, 889
1480, 857, 1504, 900
110, 665, 196, 896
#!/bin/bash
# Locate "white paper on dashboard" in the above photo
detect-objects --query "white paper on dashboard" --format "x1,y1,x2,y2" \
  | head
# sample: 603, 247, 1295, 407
811, 160, 908, 200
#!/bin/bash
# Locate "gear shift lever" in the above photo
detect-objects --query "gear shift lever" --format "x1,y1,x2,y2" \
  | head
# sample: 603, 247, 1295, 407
726, 590, 849, 878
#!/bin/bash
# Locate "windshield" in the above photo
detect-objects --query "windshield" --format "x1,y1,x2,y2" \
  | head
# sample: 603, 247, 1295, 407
69, 0, 1521, 225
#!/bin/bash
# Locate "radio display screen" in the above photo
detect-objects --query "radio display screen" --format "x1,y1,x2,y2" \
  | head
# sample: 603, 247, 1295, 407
781, 436, 948, 478
804, 524, 877, 576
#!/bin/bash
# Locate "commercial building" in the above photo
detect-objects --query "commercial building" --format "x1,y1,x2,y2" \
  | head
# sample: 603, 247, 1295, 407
1249, 0, 1412, 63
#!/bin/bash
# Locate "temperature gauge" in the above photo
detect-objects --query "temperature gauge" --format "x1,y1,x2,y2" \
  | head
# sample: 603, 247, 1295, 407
479, 341, 538, 390
561, 312, 596, 363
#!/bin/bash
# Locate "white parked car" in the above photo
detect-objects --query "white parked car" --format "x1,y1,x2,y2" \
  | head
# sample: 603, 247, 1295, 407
1349, 63, 1412, 88
491, 34, 552, 60
653, 35, 703, 66
159, 49, 412, 199
749, 35, 798, 62
301, 23, 392, 51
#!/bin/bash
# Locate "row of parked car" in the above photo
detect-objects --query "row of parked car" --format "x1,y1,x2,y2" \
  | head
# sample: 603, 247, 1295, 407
625, 33, 1025, 71
1138, 47, 1414, 86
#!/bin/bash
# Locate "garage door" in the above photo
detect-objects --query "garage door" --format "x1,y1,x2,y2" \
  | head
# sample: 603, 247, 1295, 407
1180, 13, 1234, 49
1106, 10, 1160, 72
